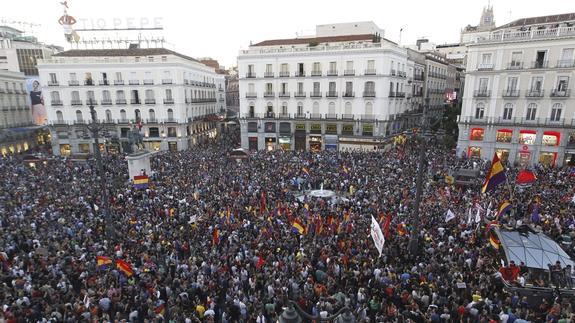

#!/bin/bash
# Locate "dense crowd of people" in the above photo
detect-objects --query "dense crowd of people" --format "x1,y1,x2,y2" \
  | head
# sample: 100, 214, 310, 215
2, 130, 575, 322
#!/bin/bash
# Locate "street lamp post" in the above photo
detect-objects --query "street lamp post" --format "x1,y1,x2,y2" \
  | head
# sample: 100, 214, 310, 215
87, 99, 114, 240
408, 96, 430, 256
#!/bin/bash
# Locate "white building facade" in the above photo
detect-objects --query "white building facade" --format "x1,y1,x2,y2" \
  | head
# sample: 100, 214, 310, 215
0, 70, 34, 155
238, 23, 409, 151
457, 13, 575, 166
37, 48, 226, 156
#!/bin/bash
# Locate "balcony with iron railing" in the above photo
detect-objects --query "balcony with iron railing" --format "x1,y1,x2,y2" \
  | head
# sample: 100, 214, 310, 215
146, 118, 159, 123
278, 113, 291, 119
294, 91, 306, 98
47, 81, 59, 86
502, 89, 520, 98
295, 71, 306, 77
342, 114, 354, 120
325, 113, 338, 120
326, 91, 338, 98
310, 113, 322, 119
531, 60, 549, 69
311, 70, 322, 77
68, 80, 79, 86
164, 118, 178, 123
131, 99, 141, 104
525, 89, 544, 98
551, 89, 570, 98
279, 71, 290, 77
294, 113, 306, 119
129, 80, 139, 85
458, 115, 572, 127
396, 92, 405, 98
557, 60, 575, 68
99, 80, 109, 86
264, 72, 274, 78
477, 63, 494, 70
116, 99, 127, 105
162, 79, 173, 84
145, 99, 156, 104
413, 74, 424, 81
264, 92, 275, 98
363, 91, 376, 98
473, 90, 491, 97
344, 69, 355, 76
164, 98, 175, 104
71, 99, 83, 106
246, 92, 257, 98
389, 92, 396, 98
51, 100, 63, 106
114, 80, 125, 85
101, 99, 113, 105
246, 72, 256, 78
310, 91, 322, 98
477, 26, 575, 44
327, 70, 338, 76
506, 62, 523, 70
364, 69, 376, 76
342, 91, 355, 98
84, 80, 94, 86
390, 69, 396, 76
278, 92, 290, 98
361, 114, 375, 120
143, 79, 154, 85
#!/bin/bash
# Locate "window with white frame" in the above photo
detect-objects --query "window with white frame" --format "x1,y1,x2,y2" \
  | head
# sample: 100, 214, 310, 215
475, 103, 485, 119
551, 103, 562, 121
526, 103, 537, 120
503, 103, 513, 120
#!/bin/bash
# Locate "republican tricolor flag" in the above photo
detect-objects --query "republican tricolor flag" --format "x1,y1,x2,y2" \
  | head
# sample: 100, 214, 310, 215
96, 256, 112, 270
482, 153, 506, 193
115, 259, 134, 277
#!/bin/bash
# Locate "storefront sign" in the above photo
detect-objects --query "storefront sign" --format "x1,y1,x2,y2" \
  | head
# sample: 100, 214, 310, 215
522, 145, 529, 151
295, 124, 306, 131
326, 124, 337, 134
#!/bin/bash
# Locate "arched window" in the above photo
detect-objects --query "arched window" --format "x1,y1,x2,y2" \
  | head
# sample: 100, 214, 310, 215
344, 102, 352, 115
312, 101, 320, 115
503, 103, 513, 120
75, 110, 83, 122
267, 102, 273, 113
526, 103, 537, 121
105, 109, 112, 121
149, 109, 156, 121
120, 109, 126, 120
167, 108, 174, 120
56, 110, 63, 121
365, 102, 373, 115
475, 103, 485, 119
328, 102, 336, 115
551, 103, 562, 122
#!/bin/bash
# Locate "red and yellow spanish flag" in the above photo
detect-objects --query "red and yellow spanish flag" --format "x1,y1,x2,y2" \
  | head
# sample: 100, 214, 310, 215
115, 259, 134, 277
96, 256, 112, 270
302, 167, 310, 176
292, 219, 305, 235
489, 231, 501, 249
397, 223, 407, 236
482, 153, 506, 193
212, 228, 219, 245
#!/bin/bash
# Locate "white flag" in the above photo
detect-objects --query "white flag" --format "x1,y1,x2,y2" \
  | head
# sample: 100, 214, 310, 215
446, 209, 456, 223
370, 216, 385, 257
93, 204, 99, 212
475, 208, 481, 224
466, 208, 473, 225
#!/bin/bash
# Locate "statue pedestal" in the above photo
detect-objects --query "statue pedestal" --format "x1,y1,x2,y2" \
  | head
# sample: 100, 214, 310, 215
126, 150, 153, 179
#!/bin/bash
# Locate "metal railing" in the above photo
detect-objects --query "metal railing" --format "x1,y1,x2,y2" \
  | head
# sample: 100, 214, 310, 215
278, 92, 290, 98
327, 70, 338, 76
311, 70, 322, 76
51, 100, 63, 106
101, 100, 113, 105
341, 114, 354, 120
363, 91, 376, 97
525, 90, 544, 98
131, 99, 141, 104
473, 90, 491, 97
342, 91, 355, 98
459, 115, 572, 127
68, 80, 79, 86
245, 92, 257, 98
129, 80, 139, 85
557, 60, 575, 68
502, 90, 520, 97
325, 114, 338, 119
114, 80, 124, 85
279, 71, 290, 77
264, 92, 275, 98
116, 99, 127, 105
326, 91, 338, 98
344, 69, 355, 76
264, 72, 274, 78
531, 61, 548, 69
310, 92, 322, 98
71, 99, 83, 106
551, 89, 570, 98
48, 81, 59, 86
477, 63, 494, 70
398, 71, 406, 77
164, 98, 175, 104
294, 92, 306, 98
162, 79, 173, 84
295, 71, 306, 77
99, 80, 109, 86
84, 80, 94, 86
143, 79, 154, 85
477, 26, 575, 44
246, 73, 256, 78
507, 62, 523, 70
145, 99, 156, 104
310, 113, 322, 119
